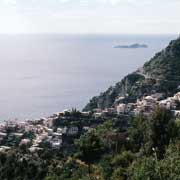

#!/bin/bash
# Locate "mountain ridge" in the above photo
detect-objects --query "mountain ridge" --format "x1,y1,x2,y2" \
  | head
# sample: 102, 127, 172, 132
84, 36, 180, 111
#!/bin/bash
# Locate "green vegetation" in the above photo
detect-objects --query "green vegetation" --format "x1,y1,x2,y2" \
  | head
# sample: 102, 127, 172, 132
0, 107, 180, 180
84, 37, 180, 111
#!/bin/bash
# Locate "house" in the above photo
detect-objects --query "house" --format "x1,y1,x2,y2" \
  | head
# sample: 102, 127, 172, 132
174, 92, 180, 101
83, 126, 94, 133
117, 103, 126, 114
46, 128, 53, 135
29, 146, 43, 153
62, 127, 68, 134
67, 126, 79, 136
53, 132, 62, 138
25, 125, 34, 132
114, 96, 125, 106
51, 139, 62, 149
0, 132, 7, 138
0, 132, 7, 143
94, 112, 103, 118
12, 133, 23, 138
172, 110, 180, 118
133, 96, 158, 115
81, 111, 90, 117
159, 98, 176, 110
20, 139, 31, 146
116, 103, 134, 114
49, 132, 63, 149
57, 128, 63, 134
105, 108, 116, 113
0, 146, 11, 152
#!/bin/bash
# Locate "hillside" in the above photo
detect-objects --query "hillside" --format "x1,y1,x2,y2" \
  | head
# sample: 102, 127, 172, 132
84, 36, 180, 111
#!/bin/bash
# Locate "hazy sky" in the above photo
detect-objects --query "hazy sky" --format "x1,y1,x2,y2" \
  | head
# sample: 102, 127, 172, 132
0, 0, 180, 34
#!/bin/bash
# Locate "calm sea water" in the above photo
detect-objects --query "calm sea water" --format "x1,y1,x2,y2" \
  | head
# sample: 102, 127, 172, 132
0, 34, 177, 120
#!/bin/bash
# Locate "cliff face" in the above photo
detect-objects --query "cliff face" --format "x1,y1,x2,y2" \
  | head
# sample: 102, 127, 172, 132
83, 37, 180, 111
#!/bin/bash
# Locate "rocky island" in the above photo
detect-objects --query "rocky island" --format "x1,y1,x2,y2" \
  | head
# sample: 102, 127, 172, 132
114, 43, 148, 48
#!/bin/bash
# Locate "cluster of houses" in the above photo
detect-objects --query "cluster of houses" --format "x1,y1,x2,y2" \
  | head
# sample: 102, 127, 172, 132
116, 92, 180, 118
130, 95, 158, 115
0, 107, 105, 153
159, 92, 180, 117
92, 108, 116, 118
25, 123, 80, 152
0, 110, 81, 153
1, 92, 180, 153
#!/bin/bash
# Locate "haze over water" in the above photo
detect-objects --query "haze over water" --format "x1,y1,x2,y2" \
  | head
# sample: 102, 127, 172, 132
0, 34, 177, 120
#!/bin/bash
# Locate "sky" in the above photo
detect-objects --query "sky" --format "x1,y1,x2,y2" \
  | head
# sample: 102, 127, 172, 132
0, 0, 180, 34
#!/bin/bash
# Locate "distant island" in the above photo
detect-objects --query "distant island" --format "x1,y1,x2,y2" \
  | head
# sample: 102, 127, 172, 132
114, 43, 148, 49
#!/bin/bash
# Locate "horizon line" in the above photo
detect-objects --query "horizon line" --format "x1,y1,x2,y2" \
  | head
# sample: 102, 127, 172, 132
0, 32, 178, 36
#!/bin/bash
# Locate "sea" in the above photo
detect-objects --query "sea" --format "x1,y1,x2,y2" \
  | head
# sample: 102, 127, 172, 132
0, 34, 177, 121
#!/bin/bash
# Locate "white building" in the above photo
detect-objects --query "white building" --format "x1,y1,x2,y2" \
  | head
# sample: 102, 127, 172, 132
20, 139, 31, 146
51, 139, 62, 149
67, 126, 79, 136
0, 146, 11, 152
174, 92, 180, 101
46, 128, 53, 135
117, 103, 126, 114
57, 128, 63, 134
29, 147, 43, 153
116, 103, 134, 114
94, 113, 103, 118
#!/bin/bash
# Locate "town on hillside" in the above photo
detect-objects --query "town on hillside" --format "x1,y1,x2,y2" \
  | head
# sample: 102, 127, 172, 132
0, 91, 180, 154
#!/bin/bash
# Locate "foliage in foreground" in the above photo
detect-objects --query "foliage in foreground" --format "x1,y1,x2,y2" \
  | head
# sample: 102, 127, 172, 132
0, 107, 180, 180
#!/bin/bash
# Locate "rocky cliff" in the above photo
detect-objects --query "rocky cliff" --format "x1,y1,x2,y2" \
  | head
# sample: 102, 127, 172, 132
83, 36, 180, 111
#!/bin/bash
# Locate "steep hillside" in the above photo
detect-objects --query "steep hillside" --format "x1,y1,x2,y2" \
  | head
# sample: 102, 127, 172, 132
84, 36, 180, 111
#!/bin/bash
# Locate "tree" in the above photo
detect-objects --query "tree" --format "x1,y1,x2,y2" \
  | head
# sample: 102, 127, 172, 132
111, 151, 135, 180
150, 107, 178, 159
128, 114, 149, 152
159, 141, 180, 180
75, 132, 104, 177
129, 107, 178, 158
99, 156, 112, 180
128, 156, 158, 180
